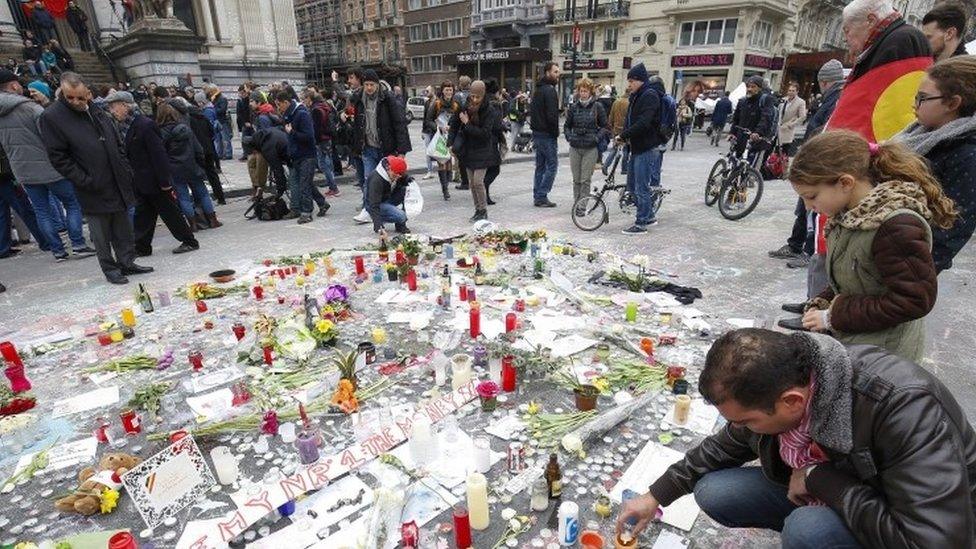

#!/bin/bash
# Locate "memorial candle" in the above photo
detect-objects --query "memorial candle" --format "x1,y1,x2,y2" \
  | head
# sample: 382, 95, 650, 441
465, 473, 490, 530
196, 300, 208, 313
263, 345, 274, 366
252, 284, 264, 300
188, 350, 204, 372
453, 504, 472, 548
354, 256, 366, 276
469, 301, 481, 339
625, 301, 637, 323
459, 284, 468, 301
232, 322, 246, 341
0, 341, 22, 366
501, 355, 516, 392
295, 431, 320, 464
505, 312, 517, 333
406, 269, 417, 291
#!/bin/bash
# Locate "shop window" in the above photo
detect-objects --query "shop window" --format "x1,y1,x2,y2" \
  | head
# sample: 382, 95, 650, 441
604, 27, 618, 51
749, 20, 772, 49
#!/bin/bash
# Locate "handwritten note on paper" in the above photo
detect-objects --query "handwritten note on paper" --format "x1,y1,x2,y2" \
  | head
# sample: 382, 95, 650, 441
610, 441, 701, 531
51, 386, 120, 418
123, 435, 216, 529
12, 437, 98, 475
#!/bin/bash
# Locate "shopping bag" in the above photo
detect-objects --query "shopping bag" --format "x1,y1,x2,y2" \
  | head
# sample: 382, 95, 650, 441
426, 133, 451, 163
404, 179, 424, 218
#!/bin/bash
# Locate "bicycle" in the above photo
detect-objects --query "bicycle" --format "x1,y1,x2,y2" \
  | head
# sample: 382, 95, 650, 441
572, 143, 670, 231
704, 126, 768, 220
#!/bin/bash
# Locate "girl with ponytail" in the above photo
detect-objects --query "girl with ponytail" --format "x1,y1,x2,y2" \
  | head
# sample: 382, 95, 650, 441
787, 130, 957, 361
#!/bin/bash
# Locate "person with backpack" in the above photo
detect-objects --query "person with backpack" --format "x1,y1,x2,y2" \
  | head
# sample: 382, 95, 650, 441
671, 97, 693, 151
616, 63, 667, 235
189, 92, 226, 205
305, 90, 340, 197
157, 103, 221, 231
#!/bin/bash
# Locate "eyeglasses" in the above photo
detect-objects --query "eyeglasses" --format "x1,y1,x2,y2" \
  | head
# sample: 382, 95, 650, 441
914, 93, 944, 106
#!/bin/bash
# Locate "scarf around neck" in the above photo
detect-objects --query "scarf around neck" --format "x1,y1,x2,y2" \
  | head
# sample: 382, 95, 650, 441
826, 180, 932, 234
892, 115, 976, 156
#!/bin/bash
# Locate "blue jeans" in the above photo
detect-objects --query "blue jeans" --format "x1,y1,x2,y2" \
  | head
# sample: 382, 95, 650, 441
288, 156, 325, 215
373, 202, 407, 230
172, 177, 215, 218
628, 147, 663, 226
316, 142, 338, 192
0, 179, 47, 255
603, 144, 630, 175
23, 179, 88, 256
693, 468, 860, 549
217, 119, 233, 159
48, 194, 65, 232
532, 135, 558, 202
361, 146, 383, 209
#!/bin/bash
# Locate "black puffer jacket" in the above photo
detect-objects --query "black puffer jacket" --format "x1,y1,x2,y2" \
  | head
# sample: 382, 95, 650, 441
650, 343, 976, 549
927, 129, 976, 272
619, 80, 663, 154
564, 98, 607, 149
187, 105, 217, 160
39, 98, 135, 215
159, 122, 206, 182
448, 100, 503, 170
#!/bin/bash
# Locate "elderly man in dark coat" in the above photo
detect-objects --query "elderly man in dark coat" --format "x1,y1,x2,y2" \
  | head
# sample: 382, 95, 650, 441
104, 91, 199, 257
39, 72, 152, 284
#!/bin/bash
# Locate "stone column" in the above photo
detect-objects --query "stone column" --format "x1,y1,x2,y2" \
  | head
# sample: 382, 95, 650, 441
195, 0, 217, 43
0, 0, 21, 46
92, 0, 127, 42
238, 0, 271, 60
271, 0, 301, 58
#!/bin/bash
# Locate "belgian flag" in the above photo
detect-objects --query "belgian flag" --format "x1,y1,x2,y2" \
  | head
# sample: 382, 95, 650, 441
826, 56, 933, 142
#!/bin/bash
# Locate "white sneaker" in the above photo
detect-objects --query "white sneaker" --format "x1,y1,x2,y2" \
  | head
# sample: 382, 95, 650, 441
353, 209, 371, 224
422, 171, 434, 180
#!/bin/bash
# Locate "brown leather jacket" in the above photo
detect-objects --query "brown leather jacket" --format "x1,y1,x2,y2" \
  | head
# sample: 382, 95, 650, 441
815, 213, 937, 333
650, 345, 976, 548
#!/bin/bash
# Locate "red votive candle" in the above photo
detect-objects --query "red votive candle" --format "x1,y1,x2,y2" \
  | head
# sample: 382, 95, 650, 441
502, 355, 516, 392
469, 301, 481, 339
354, 256, 366, 276
195, 300, 208, 313
505, 312, 517, 333
0, 341, 22, 366
453, 504, 472, 549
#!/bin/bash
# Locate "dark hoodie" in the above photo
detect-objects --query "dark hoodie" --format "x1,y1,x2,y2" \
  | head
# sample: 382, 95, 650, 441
159, 121, 206, 182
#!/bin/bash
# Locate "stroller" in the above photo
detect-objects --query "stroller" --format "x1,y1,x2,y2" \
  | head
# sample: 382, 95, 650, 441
511, 127, 533, 153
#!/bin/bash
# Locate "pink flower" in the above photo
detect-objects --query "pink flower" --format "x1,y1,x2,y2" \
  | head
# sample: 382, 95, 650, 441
476, 380, 500, 399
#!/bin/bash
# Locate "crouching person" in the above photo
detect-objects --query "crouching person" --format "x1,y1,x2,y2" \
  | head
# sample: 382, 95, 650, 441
367, 155, 411, 234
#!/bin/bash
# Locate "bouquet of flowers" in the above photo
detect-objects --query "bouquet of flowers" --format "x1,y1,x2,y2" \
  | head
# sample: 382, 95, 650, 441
320, 284, 352, 321
476, 380, 500, 411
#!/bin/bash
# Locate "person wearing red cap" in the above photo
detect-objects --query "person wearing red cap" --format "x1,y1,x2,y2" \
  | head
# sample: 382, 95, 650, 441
365, 155, 411, 234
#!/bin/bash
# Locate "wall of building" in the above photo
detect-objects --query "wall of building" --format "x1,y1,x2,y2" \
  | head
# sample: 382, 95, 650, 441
403, 0, 469, 95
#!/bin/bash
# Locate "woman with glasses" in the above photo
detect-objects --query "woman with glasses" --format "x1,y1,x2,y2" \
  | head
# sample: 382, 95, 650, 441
894, 55, 976, 273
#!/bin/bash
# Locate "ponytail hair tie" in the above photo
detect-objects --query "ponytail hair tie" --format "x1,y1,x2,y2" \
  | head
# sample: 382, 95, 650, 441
868, 142, 880, 157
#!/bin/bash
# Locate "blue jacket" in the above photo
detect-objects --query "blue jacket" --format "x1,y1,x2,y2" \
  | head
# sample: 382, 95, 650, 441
282, 101, 316, 161
711, 97, 733, 126
621, 81, 663, 154
805, 83, 842, 137
927, 129, 976, 273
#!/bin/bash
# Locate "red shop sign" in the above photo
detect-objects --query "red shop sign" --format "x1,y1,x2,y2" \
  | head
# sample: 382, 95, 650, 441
670, 54, 734, 68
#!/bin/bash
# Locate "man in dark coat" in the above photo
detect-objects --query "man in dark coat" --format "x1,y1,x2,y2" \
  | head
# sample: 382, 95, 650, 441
30, 1, 56, 45
66, 1, 91, 52
235, 84, 251, 160
347, 69, 410, 223
39, 73, 152, 284
105, 91, 198, 257
730, 75, 776, 160
276, 90, 329, 223
617, 64, 664, 234
530, 61, 560, 208
250, 126, 289, 197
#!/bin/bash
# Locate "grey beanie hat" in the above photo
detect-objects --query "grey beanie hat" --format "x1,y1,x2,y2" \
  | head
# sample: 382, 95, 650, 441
817, 59, 844, 83
193, 91, 208, 105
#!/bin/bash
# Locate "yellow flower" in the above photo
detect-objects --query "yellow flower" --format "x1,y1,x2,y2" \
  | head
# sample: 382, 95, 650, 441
527, 401, 541, 415
316, 319, 334, 334
592, 377, 610, 394
15, 543, 39, 549
100, 488, 120, 514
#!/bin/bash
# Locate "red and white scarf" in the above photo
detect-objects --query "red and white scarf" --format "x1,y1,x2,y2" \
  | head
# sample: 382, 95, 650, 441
778, 374, 829, 505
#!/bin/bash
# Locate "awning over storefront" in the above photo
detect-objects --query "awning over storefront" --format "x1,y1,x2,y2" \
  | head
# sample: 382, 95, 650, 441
445, 48, 551, 66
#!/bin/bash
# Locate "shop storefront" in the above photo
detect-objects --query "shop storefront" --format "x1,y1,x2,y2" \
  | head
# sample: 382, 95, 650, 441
671, 53, 734, 100
782, 50, 849, 98
743, 53, 786, 89
445, 47, 552, 94
560, 58, 613, 100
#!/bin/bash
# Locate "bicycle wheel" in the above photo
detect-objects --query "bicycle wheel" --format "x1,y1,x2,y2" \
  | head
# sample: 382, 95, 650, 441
572, 194, 609, 231
617, 187, 635, 214
718, 166, 764, 220
651, 188, 670, 215
704, 158, 726, 206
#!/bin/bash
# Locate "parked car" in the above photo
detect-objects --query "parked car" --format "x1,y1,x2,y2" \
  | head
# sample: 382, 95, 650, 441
406, 96, 427, 123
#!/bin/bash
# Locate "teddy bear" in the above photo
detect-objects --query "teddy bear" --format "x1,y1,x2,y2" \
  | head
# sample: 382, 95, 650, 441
55, 452, 141, 515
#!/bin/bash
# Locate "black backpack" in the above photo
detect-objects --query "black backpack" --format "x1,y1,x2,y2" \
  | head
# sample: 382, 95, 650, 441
244, 193, 290, 221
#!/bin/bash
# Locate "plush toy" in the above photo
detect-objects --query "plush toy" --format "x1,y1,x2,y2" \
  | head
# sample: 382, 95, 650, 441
55, 453, 141, 515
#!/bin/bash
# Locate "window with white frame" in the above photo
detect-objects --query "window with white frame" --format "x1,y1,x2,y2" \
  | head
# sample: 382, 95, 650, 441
430, 21, 443, 38
678, 18, 737, 46
430, 55, 443, 71
582, 29, 595, 52
749, 20, 772, 49
449, 19, 462, 36
561, 31, 571, 50
411, 57, 424, 73
603, 27, 618, 51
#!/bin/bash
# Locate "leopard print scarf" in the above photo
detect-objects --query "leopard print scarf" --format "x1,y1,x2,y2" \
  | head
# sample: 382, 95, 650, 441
825, 180, 932, 234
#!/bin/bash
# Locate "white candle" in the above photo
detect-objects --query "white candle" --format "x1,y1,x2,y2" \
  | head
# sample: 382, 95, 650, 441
451, 354, 473, 391
279, 422, 297, 444
473, 436, 491, 473
209, 446, 238, 486
410, 419, 433, 465
466, 473, 490, 530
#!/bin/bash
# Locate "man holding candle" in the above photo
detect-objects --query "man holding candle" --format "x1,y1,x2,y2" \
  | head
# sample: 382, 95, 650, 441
617, 328, 976, 548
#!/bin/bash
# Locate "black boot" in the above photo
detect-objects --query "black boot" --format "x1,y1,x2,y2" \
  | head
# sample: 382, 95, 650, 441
469, 209, 487, 222
439, 171, 451, 200
485, 180, 496, 205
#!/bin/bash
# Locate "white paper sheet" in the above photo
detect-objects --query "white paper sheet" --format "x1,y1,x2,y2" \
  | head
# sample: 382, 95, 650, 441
483, 414, 526, 441
529, 309, 587, 331
652, 530, 690, 549
550, 334, 599, 358
51, 386, 120, 418
188, 367, 245, 394
185, 388, 234, 420
610, 441, 700, 531
726, 318, 756, 328
11, 436, 98, 476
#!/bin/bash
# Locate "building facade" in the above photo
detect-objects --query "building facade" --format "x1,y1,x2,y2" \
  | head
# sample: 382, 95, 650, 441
549, 0, 797, 100
338, 0, 408, 85
296, 0, 345, 85
464, 0, 553, 93
403, 0, 469, 95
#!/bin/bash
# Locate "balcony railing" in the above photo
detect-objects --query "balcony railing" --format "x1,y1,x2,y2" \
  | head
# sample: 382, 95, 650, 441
551, 1, 629, 23
472, 4, 551, 27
